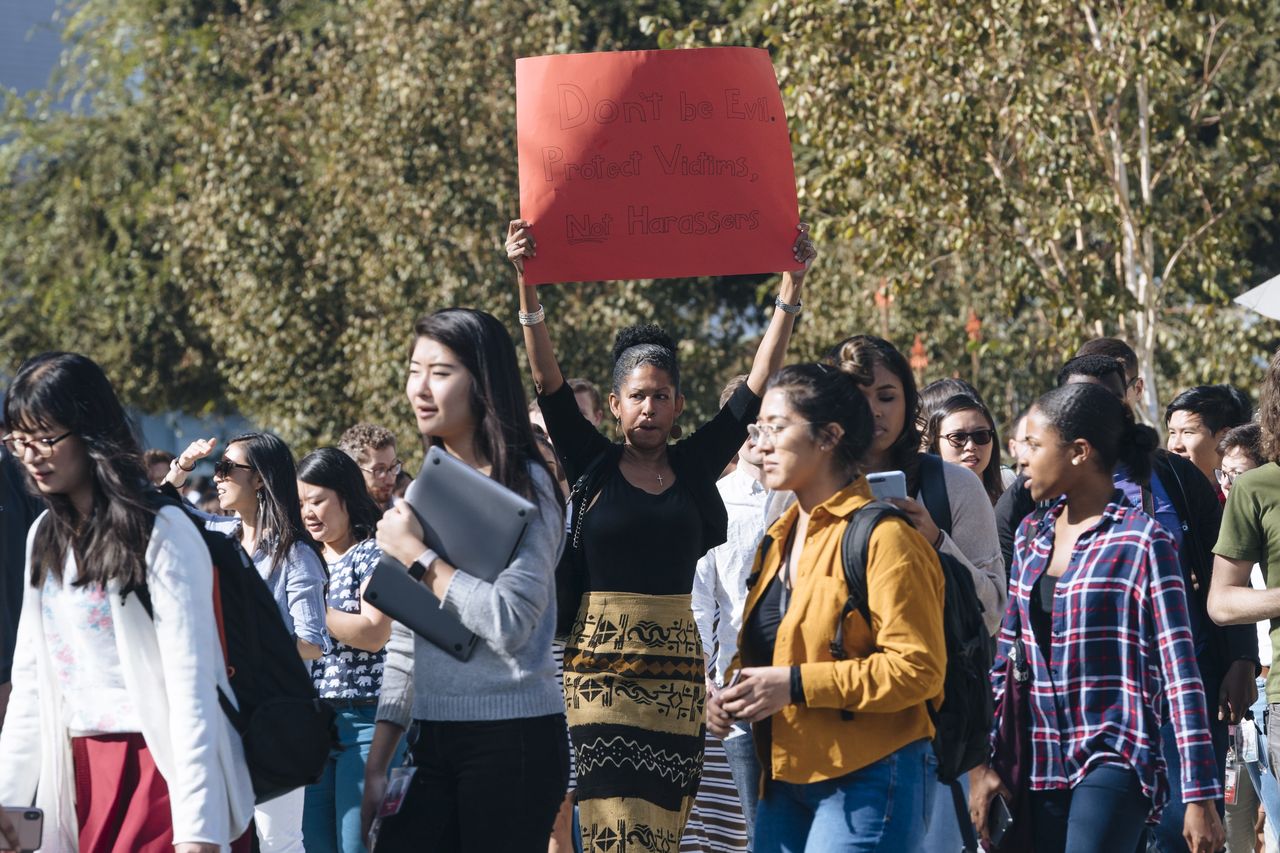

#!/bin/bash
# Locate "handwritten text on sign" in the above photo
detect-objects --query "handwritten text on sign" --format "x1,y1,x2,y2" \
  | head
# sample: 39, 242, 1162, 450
516, 48, 800, 285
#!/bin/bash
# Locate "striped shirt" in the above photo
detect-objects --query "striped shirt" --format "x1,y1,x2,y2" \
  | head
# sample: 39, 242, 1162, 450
990, 495, 1220, 814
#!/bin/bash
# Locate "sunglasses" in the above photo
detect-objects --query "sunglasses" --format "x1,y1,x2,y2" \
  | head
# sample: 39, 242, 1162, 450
213, 459, 255, 479
942, 429, 996, 449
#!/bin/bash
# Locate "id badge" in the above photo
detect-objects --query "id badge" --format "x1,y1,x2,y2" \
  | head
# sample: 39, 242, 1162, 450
378, 766, 417, 818
1224, 762, 1239, 806
1243, 721, 1261, 764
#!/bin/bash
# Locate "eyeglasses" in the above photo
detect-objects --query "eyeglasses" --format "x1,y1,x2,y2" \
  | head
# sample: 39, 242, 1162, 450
1215, 468, 1247, 487
942, 429, 996, 449
1, 431, 73, 459
746, 422, 814, 446
213, 458, 255, 479
359, 460, 403, 479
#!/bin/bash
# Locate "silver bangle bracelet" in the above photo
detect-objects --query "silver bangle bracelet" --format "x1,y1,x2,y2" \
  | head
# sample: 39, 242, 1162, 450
518, 305, 545, 326
775, 295, 803, 315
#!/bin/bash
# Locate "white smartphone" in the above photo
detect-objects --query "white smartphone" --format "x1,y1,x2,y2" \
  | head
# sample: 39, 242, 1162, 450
1, 807, 42, 852
866, 470, 907, 501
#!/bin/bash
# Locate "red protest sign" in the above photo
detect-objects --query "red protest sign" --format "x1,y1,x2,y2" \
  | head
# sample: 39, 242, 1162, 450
516, 48, 800, 286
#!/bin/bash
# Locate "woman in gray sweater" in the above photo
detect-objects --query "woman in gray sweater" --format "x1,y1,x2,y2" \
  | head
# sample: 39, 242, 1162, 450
364, 309, 569, 852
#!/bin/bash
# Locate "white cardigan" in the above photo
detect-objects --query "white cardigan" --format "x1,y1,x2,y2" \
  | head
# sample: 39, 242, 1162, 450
0, 507, 254, 852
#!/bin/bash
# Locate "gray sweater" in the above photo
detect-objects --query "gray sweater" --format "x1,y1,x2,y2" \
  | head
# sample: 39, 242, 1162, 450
376, 463, 566, 725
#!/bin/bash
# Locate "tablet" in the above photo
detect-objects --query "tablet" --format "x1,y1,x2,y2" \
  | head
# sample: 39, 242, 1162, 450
363, 446, 536, 661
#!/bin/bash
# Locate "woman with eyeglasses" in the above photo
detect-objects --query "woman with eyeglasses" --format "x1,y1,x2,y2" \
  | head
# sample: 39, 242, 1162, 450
506, 219, 814, 849
923, 393, 1006, 506
0, 352, 253, 853
707, 362, 947, 849
166, 433, 329, 853
295, 447, 403, 853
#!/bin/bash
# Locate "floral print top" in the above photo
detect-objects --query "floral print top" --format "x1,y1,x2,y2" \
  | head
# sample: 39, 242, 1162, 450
42, 571, 141, 733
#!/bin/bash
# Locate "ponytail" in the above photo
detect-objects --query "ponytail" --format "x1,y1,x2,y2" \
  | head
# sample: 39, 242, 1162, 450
1117, 419, 1159, 486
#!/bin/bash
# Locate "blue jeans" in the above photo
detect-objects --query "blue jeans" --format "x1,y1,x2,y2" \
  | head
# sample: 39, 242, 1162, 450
723, 722, 762, 850
755, 739, 935, 853
303, 702, 404, 853
919, 771, 970, 853
1030, 764, 1151, 853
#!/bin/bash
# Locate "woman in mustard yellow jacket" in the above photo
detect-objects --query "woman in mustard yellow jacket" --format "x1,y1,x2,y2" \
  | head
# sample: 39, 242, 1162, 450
708, 362, 947, 852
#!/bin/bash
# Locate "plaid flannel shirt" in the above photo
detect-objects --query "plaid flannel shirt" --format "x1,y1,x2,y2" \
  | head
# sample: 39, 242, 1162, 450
989, 495, 1221, 814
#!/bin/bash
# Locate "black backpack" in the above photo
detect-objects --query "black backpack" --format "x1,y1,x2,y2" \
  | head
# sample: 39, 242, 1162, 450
832, 455, 994, 852
135, 489, 337, 803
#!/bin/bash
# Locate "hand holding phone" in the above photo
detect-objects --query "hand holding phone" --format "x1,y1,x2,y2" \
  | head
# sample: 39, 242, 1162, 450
0, 807, 42, 853
987, 794, 1014, 847
866, 470, 908, 501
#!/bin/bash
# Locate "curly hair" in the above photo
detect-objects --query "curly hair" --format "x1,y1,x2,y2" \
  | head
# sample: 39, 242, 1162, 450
611, 324, 680, 395
1259, 349, 1280, 464
338, 423, 397, 460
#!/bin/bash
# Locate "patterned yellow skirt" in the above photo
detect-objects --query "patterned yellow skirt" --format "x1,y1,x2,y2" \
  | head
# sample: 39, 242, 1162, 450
563, 592, 706, 853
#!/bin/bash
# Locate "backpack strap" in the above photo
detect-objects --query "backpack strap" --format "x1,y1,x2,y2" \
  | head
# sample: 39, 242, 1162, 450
831, 501, 909, 660
917, 454, 953, 536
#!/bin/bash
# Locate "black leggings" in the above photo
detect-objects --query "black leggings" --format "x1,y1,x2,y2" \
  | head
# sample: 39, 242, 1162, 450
376, 714, 570, 853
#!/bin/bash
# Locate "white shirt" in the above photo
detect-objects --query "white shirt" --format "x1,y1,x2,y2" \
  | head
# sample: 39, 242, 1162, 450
691, 468, 790, 686
0, 507, 254, 851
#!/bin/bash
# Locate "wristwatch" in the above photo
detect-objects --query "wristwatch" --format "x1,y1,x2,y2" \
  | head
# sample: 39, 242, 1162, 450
408, 549, 438, 581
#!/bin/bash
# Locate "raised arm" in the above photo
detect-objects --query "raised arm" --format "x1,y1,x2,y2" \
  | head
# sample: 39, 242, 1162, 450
507, 219, 566, 397
745, 224, 816, 396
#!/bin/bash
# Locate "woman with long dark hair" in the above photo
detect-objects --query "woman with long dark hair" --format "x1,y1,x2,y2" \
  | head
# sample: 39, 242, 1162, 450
708, 363, 946, 849
296, 448, 399, 853
505, 219, 814, 849
365, 308, 570, 851
0, 352, 252, 852
922, 393, 1006, 506
166, 432, 329, 851
971, 382, 1223, 852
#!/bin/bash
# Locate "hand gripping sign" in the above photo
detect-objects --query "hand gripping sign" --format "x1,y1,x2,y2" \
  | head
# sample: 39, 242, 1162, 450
516, 47, 801, 285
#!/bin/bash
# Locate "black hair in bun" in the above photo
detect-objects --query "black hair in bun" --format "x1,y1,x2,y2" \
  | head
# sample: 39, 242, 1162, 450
611, 324, 680, 394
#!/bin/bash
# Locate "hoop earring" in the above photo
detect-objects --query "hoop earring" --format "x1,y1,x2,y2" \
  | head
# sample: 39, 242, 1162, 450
670, 422, 683, 440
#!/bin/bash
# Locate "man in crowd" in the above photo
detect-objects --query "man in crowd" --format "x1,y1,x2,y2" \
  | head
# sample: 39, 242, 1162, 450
1166, 385, 1253, 496
997, 341, 1258, 852
143, 448, 177, 486
1210, 349, 1280, 788
339, 423, 401, 512
568, 378, 605, 428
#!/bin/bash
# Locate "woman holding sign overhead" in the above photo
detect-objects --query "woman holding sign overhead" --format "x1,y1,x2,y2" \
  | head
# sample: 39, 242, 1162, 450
506, 218, 815, 851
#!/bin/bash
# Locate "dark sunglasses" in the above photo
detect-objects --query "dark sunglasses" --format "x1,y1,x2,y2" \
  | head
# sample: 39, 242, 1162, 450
213, 458, 254, 479
942, 429, 996, 449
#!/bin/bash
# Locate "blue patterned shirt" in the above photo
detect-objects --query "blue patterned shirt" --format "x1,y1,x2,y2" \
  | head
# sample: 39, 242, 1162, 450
311, 538, 385, 700
989, 496, 1220, 815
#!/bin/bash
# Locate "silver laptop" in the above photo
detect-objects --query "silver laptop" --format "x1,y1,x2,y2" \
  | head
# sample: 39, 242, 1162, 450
363, 446, 535, 660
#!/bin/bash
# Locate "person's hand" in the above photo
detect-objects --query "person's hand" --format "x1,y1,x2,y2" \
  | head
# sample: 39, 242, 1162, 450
1183, 800, 1225, 853
1218, 659, 1258, 724
376, 502, 427, 568
362, 771, 389, 846
506, 219, 536, 275
165, 437, 217, 487
706, 685, 736, 738
788, 222, 817, 283
968, 765, 1011, 845
886, 496, 941, 548
174, 844, 220, 853
719, 666, 792, 723
0, 806, 19, 853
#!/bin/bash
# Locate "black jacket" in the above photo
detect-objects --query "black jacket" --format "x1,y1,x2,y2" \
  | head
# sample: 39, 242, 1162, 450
994, 450, 1258, 680
0, 448, 44, 683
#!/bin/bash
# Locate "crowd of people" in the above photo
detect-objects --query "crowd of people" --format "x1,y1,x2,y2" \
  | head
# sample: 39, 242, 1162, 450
0, 220, 1279, 853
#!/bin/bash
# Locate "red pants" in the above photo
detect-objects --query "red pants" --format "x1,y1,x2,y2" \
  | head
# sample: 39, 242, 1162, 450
72, 732, 251, 853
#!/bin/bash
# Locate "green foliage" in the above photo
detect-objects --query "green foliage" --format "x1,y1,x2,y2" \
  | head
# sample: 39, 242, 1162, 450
3, 0, 1279, 462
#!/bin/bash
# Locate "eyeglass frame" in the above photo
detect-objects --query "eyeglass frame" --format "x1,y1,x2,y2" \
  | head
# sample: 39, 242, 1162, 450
941, 429, 996, 449
1, 431, 74, 459
1214, 468, 1247, 486
746, 421, 816, 446
359, 460, 403, 479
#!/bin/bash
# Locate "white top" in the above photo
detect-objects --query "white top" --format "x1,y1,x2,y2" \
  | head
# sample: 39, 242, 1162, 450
1253, 564, 1274, 663
691, 468, 791, 686
0, 507, 254, 852
41, 570, 141, 734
